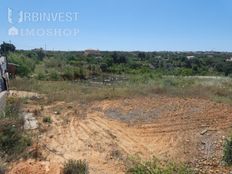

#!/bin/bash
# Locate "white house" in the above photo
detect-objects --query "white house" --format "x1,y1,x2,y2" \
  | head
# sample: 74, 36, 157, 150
226, 57, 232, 62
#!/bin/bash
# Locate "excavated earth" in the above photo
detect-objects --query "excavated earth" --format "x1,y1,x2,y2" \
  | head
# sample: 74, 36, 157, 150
8, 94, 232, 174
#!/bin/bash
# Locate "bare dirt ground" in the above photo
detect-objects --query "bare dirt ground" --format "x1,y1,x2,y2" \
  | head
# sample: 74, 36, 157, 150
8, 93, 232, 174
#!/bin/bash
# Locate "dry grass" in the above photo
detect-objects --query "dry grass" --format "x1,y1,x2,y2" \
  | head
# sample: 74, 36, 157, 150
126, 156, 194, 174
9, 76, 232, 104
9, 78, 152, 103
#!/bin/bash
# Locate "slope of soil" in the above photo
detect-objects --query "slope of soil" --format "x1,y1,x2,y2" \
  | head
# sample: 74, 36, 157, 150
9, 95, 232, 173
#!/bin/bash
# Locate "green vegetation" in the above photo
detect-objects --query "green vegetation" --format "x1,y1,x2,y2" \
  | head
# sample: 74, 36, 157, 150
126, 157, 193, 174
63, 160, 89, 174
43, 116, 52, 123
1, 97, 21, 119
223, 135, 232, 165
2, 41, 232, 79
0, 124, 31, 156
3, 42, 232, 172
9, 75, 232, 104
0, 97, 31, 160
8, 52, 38, 77
0, 42, 15, 55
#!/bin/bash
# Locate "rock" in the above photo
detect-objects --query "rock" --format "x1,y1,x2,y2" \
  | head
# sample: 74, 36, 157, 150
201, 141, 206, 145
54, 111, 60, 115
67, 105, 73, 109
201, 129, 208, 135
201, 146, 205, 150
23, 112, 38, 130
30, 96, 40, 100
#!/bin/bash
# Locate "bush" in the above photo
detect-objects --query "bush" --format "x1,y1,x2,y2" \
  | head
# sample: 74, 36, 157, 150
63, 160, 89, 174
43, 116, 52, 123
223, 136, 232, 165
0, 97, 31, 157
8, 52, 36, 77
0, 124, 31, 155
100, 63, 108, 72
63, 67, 75, 80
35, 72, 46, 80
49, 71, 60, 81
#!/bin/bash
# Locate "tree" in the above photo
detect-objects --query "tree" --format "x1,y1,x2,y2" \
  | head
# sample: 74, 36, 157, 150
138, 52, 146, 61
100, 63, 108, 72
112, 52, 119, 64
111, 52, 128, 64
34, 48, 45, 61
0, 42, 16, 55
224, 63, 232, 76
119, 55, 127, 64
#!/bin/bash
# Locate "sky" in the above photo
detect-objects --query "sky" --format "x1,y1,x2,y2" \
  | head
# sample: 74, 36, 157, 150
0, 0, 232, 51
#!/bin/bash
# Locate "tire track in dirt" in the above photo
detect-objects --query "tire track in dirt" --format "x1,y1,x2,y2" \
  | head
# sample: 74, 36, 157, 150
89, 115, 151, 155
10, 96, 232, 174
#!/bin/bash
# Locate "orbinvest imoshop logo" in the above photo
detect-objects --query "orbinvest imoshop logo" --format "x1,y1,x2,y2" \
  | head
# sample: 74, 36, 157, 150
7, 8, 80, 37
8, 8, 19, 36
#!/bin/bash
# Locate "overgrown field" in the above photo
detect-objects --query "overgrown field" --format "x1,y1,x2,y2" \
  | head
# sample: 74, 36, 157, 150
4, 43, 232, 173
10, 75, 232, 104
7, 48, 232, 80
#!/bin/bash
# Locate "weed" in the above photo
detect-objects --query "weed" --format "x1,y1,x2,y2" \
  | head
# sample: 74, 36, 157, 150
9, 76, 232, 104
126, 156, 193, 174
223, 135, 232, 165
43, 116, 52, 124
63, 160, 89, 174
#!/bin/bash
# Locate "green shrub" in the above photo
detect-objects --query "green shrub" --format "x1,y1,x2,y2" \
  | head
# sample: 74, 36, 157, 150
8, 52, 37, 77
49, 71, 60, 81
174, 68, 193, 76
100, 63, 108, 72
63, 160, 89, 174
63, 67, 75, 80
223, 136, 232, 165
43, 116, 52, 123
0, 124, 31, 155
0, 97, 31, 158
36, 72, 46, 80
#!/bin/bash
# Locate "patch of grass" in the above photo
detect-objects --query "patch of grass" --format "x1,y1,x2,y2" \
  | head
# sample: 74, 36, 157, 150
0, 97, 31, 160
43, 116, 52, 123
126, 157, 194, 174
0, 97, 21, 120
63, 159, 89, 174
9, 76, 232, 104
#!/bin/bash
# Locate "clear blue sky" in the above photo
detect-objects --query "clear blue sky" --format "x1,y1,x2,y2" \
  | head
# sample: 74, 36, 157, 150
0, 0, 232, 51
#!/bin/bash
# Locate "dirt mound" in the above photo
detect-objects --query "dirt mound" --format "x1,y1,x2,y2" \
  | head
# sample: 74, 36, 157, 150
9, 96, 232, 173
9, 160, 60, 174
9, 162, 45, 174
